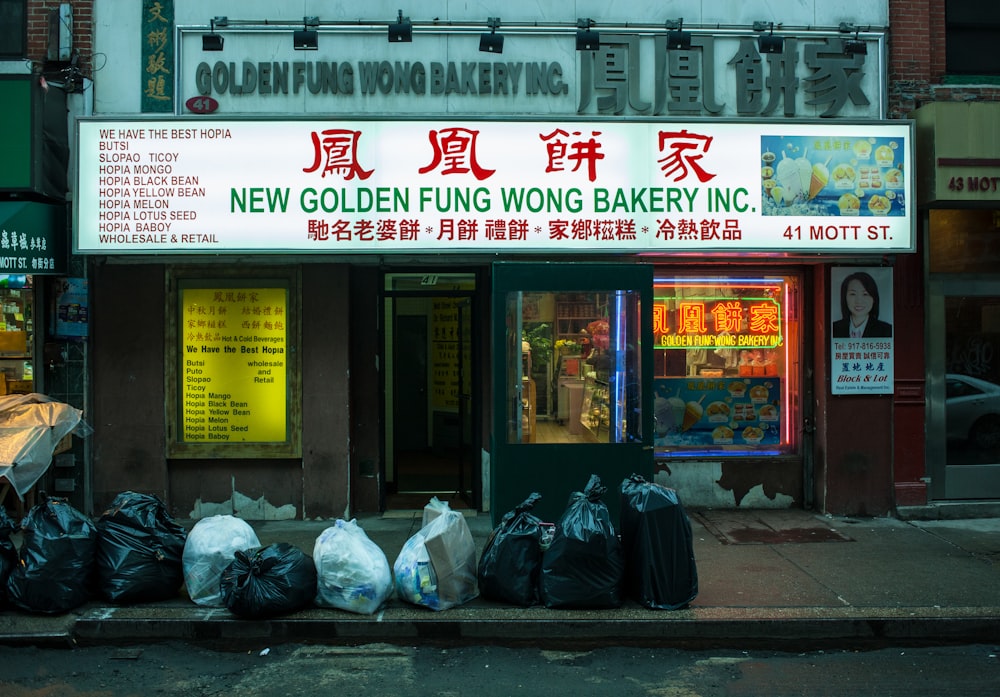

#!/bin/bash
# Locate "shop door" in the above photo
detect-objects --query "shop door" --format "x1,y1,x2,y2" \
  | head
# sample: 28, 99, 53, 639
928, 278, 1000, 499
491, 262, 654, 524
386, 274, 478, 508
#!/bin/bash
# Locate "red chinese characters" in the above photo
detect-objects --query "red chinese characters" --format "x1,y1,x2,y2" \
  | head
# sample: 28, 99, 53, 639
303, 129, 374, 180
419, 127, 495, 180
657, 129, 717, 183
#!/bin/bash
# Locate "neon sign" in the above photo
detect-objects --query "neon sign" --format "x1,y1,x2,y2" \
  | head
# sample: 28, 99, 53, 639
653, 289, 783, 350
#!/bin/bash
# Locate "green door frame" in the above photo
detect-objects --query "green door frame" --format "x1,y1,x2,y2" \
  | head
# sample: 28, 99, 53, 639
491, 261, 655, 525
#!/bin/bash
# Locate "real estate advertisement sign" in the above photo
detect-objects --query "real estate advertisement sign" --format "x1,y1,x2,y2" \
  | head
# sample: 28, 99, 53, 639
830, 266, 894, 395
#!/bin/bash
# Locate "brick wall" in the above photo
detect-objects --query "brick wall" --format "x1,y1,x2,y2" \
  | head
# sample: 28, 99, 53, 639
25, 1, 93, 73
889, 0, 1000, 117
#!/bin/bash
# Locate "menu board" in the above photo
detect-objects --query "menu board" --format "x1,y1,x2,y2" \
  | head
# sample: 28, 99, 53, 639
180, 286, 288, 443
654, 377, 782, 448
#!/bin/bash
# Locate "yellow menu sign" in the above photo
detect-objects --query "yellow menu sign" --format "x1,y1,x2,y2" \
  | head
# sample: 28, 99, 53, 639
181, 287, 287, 443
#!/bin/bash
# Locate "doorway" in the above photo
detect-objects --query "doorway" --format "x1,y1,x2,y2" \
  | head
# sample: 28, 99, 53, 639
928, 278, 1000, 499
384, 272, 478, 510
491, 262, 654, 525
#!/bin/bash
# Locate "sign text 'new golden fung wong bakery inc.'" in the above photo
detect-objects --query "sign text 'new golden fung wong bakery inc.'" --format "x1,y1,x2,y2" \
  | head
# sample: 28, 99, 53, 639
76, 119, 914, 255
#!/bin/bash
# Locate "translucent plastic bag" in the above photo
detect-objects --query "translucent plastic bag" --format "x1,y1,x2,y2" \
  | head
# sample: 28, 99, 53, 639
394, 502, 478, 611
182, 515, 260, 606
220, 542, 317, 618
620, 474, 698, 610
540, 475, 624, 609
313, 519, 393, 615
478, 492, 547, 607
6, 496, 97, 614
95, 491, 188, 603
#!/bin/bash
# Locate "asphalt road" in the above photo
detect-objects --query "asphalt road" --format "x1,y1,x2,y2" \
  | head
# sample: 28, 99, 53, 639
0, 641, 998, 696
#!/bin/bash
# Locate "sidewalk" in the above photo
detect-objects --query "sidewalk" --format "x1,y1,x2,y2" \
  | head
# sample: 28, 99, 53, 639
1, 507, 998, 650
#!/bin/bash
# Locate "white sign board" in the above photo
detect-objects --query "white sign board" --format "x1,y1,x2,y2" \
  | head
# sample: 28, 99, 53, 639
76, 119, 914, 255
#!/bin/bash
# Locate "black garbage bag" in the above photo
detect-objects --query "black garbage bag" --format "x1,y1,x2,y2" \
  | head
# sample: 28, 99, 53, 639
478, 492, 548, 606
540, 475, 624, 609
220, 542, 317, 618
95, 491, 188, 603
0, 506, 17, 606
6, 495, 97, 614
620, 474, 698, 610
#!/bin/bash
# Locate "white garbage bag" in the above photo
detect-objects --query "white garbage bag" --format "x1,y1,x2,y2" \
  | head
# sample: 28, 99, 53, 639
313, 518, 393, 615
182, 514, 260, 606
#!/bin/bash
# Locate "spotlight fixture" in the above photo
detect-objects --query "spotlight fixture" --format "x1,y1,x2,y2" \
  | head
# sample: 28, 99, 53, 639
389, 9, 412, 43
755, 21, 784, 54
576, 18, 599, 51
202, 16, 226, 51
479, 17, 503, 54
665, 19, 691, 51
293, 16, 319, 50
840, 22, 867, 55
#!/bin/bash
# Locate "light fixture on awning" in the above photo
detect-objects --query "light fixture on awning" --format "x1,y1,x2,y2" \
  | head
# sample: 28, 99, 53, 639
293, 17, 319, 50
388, 9, 412, 42
755, 21, 784, 54
840, 22, 867, 55
665, 19, 691, 51
576, 18, 598, 51
202, 16, 226, 51
480, 17, 503, 54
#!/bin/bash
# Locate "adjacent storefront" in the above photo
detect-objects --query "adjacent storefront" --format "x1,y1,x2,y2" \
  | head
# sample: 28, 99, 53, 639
916, 102, 1000, 501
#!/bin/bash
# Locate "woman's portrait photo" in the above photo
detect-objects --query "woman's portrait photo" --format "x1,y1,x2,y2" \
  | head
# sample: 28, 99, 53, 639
831, 269, 893, 339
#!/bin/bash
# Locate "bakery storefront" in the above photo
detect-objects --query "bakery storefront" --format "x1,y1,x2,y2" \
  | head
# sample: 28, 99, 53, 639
83, 7, 910, 520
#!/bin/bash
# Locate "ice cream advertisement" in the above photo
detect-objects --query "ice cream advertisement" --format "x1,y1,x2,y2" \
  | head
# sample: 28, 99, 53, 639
653, 377, 781, 448
761, 134, 906, 218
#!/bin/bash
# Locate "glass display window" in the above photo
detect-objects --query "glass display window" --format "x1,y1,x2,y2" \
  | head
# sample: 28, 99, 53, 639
652, 272, 802, 457
505, 289, 643, 445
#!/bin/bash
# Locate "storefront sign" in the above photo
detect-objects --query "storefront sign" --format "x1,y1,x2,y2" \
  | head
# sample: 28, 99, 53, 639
180, 286, 288, 442
177, 31, 883, 120
830, 266, 894, 395
76, 119, 914, 255
654, 294, 782, 349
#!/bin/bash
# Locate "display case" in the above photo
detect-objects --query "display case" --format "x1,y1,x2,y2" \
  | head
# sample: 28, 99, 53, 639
0, 282, 33, 392
579, 373, 610, 439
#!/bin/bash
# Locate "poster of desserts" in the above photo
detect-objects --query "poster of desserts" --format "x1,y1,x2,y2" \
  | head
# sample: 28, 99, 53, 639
760, 134, 905, 218
653, 377, 781, 447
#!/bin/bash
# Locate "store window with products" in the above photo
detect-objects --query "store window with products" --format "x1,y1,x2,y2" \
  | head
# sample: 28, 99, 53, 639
652, 273, 801, 457
0, 274, 33, 395
508, 289, 642, 445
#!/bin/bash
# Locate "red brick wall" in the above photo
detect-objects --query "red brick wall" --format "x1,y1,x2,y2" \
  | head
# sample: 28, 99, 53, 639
889, 0, 1000, 117
25, 1, 93, 70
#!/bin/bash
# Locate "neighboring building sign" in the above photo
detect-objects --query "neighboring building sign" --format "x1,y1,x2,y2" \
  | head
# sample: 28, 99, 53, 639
141, 0, 174, 112
830, 266, 894, 395
0, 201, 67, 274
76, 118, 915, 255
915, 102, 1000, 204
179, 285, 288, 442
